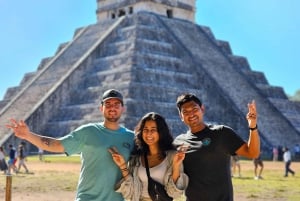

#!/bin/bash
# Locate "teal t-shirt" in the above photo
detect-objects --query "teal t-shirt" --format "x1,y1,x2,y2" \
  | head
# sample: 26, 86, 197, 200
60, 122, 134, 201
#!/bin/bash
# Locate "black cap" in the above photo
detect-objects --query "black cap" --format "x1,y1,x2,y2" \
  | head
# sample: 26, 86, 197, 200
101, 89, 123, 104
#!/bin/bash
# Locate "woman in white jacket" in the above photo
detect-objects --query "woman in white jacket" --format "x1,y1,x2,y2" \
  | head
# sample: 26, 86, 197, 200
109, 112, 189, 201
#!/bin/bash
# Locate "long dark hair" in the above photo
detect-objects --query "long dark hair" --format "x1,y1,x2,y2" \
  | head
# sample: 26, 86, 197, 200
132, 112, 175, 156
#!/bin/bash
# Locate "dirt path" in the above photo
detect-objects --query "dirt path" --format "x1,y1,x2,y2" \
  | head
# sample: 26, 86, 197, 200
1, 162, 80, 201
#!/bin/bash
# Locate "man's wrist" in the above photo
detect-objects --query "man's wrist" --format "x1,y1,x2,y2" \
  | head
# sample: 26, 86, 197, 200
249, 124, 258, 131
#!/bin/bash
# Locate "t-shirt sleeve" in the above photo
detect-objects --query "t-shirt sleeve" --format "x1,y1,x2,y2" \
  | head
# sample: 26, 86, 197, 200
59, 127, 86, 156
222, 126, 245, 155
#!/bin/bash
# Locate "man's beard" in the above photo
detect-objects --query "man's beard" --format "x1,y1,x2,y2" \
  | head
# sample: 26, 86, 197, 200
106, 117, 120, 122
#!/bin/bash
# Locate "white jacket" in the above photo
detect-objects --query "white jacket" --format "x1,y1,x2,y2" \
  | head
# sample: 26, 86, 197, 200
115, 150, 189, 201
283, 150, 292, 162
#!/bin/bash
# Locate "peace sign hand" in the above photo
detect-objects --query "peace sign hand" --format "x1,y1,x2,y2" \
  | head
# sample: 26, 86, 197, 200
246, 100, 257, 129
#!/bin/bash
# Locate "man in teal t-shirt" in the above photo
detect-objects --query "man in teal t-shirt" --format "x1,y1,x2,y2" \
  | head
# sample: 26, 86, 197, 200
7, 89, 135, 201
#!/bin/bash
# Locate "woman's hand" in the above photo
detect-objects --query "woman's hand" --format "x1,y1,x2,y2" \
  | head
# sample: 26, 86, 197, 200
173, 149, 186, 168
108, 147, 126, 168
172, 148, 186, 183
108, 147, 130, 178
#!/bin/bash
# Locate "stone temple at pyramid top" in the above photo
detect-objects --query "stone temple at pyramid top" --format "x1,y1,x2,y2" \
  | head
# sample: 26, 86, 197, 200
96, 0, 195, 22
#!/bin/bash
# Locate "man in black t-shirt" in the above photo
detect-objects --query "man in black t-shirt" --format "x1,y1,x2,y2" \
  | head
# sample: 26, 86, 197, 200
174, 93, 260, 201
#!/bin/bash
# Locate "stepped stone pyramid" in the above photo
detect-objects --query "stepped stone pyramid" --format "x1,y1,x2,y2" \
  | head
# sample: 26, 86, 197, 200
1, 0, 300, 153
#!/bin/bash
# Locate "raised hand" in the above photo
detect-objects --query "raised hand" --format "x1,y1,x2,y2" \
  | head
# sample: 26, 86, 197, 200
246, 100, 257, 129
173, 147, 186, 168
6, 119, 31, 139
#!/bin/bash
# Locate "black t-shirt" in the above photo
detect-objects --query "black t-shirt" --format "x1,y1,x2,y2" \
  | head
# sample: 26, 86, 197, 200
174, 125, 245, 201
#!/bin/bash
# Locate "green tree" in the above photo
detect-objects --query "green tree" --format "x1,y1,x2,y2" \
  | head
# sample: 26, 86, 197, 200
289, 89, 300, 102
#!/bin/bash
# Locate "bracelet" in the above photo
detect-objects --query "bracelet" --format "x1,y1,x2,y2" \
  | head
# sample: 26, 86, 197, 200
249, 125, 258, 131
119, 162, 127, 170
121, 167, 128, 172
123, 172, 129, 178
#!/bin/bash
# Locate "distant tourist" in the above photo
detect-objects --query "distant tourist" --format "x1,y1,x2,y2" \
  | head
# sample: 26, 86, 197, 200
38, 148, 44, 161
278, 145, 284, 161
7, 144, 17, 175
17, 143, 29, 173
231, 155, 241, 177
272, 146, 278, 161
0, 146, 8, 174
283, 147, 295, 177
253, 154, 264, 180
293, 144, 300, 161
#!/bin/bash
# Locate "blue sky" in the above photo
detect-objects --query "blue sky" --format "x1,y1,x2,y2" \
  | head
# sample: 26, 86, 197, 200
0, 0, 299, 100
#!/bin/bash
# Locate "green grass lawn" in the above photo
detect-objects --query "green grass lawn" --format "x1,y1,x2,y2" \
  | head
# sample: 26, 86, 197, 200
231, 160, 300, 201
1, 155, 299, 201
33, 154, 81, 163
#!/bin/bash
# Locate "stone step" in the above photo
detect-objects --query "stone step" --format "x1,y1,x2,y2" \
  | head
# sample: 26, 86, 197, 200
256, 85, 287, 99
120, 24, 171, 43
242, 71, 269, 85
268, 98, 300, 132
134, 39, 175, 57
134, 52, 184, 70
97, 40, 134, 58
131, 67, 194, 87
216, 40, 233, 55
229, 55, 252, 72
93, 51, 185, 73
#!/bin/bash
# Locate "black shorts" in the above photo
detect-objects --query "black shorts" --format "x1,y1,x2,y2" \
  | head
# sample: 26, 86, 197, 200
254, 159, 263, 167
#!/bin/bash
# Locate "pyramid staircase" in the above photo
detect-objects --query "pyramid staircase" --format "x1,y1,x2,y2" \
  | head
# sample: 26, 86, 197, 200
1, 12, 299, 152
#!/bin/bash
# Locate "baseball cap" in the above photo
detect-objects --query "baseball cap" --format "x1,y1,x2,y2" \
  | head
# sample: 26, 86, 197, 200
101, 89, 123, 105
